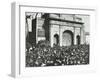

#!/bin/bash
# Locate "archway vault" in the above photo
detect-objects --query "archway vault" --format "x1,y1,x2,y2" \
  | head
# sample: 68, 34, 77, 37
62, 30, 74, 46
53, 34, 59, 45
76, 35, 80, 45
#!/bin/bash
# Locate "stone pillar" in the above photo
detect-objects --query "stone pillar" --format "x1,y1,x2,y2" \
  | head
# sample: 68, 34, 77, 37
36, 18, 38, 44
59, 26, 62, 46
74, 28, 77, 45
80, 26, 85, 44
80, 27, 83, 44
50, 26, 53, 47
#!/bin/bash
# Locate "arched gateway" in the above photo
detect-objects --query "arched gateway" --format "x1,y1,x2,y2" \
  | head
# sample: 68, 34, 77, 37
62, 30, 73, 46
54, 34, 59, 45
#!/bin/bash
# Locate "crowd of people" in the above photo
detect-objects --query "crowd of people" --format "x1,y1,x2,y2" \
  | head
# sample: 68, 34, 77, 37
26, 41, 89, 67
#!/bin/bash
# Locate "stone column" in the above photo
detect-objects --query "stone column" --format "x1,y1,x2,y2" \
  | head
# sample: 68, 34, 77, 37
50, 26, 53, 47
80, 25, 85, 44
74, 28, 77, 45
36, 18, 38, 44
59, 26, 62, 46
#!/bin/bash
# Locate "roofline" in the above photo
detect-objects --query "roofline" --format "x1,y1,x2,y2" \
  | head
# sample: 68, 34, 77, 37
49, 17, 84, 24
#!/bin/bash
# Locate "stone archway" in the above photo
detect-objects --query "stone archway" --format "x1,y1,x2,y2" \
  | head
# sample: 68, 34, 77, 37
76, 35, 80, 45
62, 30, 73, 46
54, 34, 59, 45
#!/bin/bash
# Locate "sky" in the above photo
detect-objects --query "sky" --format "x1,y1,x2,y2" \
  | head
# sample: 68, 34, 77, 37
76, 15, 90, 33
